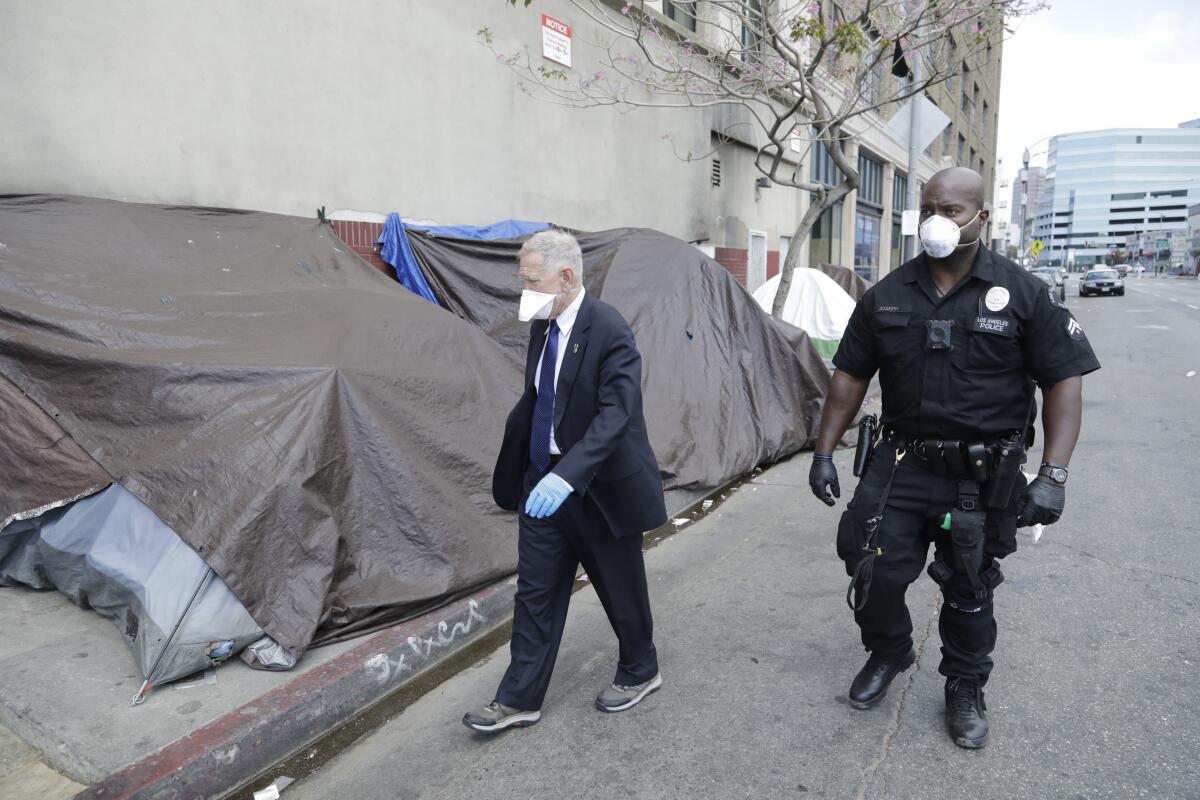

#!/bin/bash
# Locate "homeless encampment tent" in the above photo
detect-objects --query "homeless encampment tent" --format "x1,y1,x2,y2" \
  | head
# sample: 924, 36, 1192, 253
814, 263, 872, 301
751, 268, 858, 359
0, 195, 827, 698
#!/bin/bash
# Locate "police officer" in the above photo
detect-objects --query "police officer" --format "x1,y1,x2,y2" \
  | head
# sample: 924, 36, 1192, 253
807, 167, 1099, 749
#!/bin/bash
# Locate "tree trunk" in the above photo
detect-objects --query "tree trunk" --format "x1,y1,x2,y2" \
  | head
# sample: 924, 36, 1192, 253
771, 177, 858, 319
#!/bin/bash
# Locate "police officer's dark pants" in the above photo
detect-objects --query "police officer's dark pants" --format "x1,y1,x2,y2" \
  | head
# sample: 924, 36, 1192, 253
495, 462, 658, 711
840, 445, 1000, 685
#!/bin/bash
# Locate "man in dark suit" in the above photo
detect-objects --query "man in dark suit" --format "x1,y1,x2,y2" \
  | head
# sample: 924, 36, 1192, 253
463, 230, 667, 733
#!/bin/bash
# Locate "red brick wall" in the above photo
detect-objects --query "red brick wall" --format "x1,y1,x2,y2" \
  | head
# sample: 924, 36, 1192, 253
331, 220, 391, 276
714, 246, 748, 286
713, 246, 782, 287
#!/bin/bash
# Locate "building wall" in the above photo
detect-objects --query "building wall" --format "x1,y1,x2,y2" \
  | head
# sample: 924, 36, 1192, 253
1033, 127, 1200, 267
1, 1, 1000, 289
0, 0, 713, 238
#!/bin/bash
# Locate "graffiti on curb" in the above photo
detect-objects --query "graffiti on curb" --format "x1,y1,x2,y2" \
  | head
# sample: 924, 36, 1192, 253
362, 599, 488, 685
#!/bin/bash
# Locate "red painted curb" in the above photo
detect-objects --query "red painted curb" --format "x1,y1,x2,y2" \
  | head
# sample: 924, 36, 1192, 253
76, 580, 517, 800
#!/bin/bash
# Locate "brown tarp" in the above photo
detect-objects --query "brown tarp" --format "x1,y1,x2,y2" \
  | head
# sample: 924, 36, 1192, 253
408, 227, 829, 498
0, 196, 827, 657
0, 374, 112, 528
0, 195, 519, 653
815, 263, 872, 300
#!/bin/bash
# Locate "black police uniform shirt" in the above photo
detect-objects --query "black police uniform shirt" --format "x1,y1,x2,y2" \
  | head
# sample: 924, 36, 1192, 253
833, 246, 1101, 441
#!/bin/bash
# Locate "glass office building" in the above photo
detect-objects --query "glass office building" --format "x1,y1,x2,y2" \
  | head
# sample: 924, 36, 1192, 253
1032, 126, 1200, 267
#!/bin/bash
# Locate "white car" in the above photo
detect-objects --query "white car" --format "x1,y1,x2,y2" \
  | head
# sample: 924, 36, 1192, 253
1079, 269, 1124, 297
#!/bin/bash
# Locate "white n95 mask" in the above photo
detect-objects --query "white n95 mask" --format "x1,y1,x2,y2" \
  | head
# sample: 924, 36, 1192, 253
518, 289, 557, 322
919, 210, 980, 259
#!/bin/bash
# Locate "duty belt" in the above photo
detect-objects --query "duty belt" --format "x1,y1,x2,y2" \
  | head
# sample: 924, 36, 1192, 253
880, 428, 996, 481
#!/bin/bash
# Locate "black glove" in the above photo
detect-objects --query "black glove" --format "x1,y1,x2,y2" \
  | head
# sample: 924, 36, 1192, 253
809, 457, 840, 507
1017, 477, 1065, 527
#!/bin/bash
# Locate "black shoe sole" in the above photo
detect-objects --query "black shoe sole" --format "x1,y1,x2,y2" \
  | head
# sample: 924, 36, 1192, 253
952, 733, 988, 749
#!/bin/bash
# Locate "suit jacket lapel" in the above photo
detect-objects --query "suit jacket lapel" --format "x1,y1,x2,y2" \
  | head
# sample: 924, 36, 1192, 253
553, 295, 592, 432
525, 319, 547, 388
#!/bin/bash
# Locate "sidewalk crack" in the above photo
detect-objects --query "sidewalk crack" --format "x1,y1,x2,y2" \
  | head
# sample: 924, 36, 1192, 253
852, 595, 939, 800
1042, 539, 1198, 587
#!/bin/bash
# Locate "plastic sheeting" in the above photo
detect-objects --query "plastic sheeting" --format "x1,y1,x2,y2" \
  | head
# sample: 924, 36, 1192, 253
815, 263, 872, 301
376, 213, 440, 303
408, 227, 830, 498
0, 196, 828, 666
0, 194, 520, 657
0, 485, 262, 692
752, 269, 857, 359
409, 220, 549, 241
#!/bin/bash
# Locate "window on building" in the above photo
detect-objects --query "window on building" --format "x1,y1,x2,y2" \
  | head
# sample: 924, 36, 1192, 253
855, 208, 882, 278
858, 152, 884, 207
740, 0, 764, 62
957, 134, 966, 165
810, 201, 843, 266
1151, 189, 1187, 198
969, 147, 976, 169
663, 1, 698, 31
1112, 191, 1144, 201
982, 100, 989, 132
942, 125, 954, 159
810, 131, 842, 186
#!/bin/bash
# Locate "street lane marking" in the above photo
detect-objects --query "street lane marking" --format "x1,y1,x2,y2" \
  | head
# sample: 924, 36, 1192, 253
1169, 298, 1178, 302
1134, 325, 1171, 330
1188, 304, 1199, 310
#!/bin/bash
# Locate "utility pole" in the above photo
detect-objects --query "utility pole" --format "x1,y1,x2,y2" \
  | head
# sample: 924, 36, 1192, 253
903, 27, 923, 262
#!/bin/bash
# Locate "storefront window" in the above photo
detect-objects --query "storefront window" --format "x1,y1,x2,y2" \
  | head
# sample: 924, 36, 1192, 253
810, 202, 843, 266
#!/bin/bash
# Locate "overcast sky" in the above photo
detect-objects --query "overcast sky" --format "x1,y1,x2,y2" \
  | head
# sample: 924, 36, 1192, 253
995, 0, 1200, 192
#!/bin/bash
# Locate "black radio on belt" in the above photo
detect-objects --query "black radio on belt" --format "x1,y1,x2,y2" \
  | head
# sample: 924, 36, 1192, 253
925, 319, 954, 351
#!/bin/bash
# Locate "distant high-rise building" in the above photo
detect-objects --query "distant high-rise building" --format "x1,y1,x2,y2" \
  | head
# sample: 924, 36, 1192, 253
1032, 125, 1200, 267
1010, 165, 1045, 256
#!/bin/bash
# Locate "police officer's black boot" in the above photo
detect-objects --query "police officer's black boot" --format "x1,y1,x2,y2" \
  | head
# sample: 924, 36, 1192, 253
944, 677, 988, 748
848, 650, 916, 709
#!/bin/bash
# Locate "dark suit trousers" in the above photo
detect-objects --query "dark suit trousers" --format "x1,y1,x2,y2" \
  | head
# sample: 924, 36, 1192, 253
494, 463, 658, 711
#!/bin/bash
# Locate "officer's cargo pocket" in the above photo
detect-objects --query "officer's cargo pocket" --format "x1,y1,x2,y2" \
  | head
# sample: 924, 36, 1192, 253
836, 500, 866, 577
984, 472, 1027, 557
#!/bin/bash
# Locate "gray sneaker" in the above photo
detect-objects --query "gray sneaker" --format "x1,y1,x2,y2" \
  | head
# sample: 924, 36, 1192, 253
462, 701, 541, 733
595, 673, 663, 713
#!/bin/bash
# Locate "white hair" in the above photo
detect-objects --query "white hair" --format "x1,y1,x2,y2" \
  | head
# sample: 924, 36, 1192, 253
518, 229, 584, 284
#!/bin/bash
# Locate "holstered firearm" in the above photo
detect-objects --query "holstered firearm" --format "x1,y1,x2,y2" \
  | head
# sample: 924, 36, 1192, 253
853, 414, 878, 478
983, 433, 1026, 509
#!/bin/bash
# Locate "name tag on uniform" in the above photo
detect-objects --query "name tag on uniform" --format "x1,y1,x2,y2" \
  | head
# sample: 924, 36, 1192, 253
972, 315, 1013, 336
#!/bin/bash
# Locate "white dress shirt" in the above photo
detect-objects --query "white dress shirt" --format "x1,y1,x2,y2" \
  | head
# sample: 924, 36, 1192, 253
533, 286, 586, 456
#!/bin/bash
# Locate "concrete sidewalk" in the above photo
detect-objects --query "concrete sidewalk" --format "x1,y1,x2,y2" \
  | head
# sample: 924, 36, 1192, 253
284, 454, 1199, 799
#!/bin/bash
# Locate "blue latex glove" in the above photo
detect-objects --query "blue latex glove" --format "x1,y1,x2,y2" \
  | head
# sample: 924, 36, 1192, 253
524, 472, 573, 519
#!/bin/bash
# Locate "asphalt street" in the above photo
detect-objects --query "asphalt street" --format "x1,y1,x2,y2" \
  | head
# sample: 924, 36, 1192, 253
278, 276, 1200, 800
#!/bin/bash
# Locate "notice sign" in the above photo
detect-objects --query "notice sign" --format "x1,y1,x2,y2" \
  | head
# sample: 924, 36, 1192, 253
541, 14, 572, 68
789, 125, 802, 153
901, 209, 920, 236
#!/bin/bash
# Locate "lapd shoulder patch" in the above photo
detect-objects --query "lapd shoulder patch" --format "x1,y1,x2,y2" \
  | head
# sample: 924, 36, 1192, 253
1066, 315, 1086, 340
1048, 286, 1067, 310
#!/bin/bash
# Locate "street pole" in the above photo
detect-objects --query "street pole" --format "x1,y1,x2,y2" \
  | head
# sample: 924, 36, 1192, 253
903, 31, 922, 262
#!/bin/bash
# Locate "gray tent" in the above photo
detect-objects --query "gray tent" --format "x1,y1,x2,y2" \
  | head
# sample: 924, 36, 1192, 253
0, 195, 828, 700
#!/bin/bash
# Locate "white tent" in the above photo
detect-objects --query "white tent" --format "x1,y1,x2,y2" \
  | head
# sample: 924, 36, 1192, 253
752, 268, 858, 359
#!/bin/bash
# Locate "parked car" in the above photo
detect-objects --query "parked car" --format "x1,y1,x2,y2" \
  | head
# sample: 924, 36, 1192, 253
1032, 267, 1064, 287
1079, 269, 1124, 297
1032, 270, 1067, 304
1112, 264, 1131, 277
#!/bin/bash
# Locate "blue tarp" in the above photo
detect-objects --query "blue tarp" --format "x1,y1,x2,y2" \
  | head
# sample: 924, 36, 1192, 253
408, 220, 549, 241
376, 213, 440, 304
375, 216, 549, 304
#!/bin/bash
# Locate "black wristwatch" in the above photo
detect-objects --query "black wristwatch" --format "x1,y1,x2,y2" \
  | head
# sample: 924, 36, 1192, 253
1038, 462, 1069, 485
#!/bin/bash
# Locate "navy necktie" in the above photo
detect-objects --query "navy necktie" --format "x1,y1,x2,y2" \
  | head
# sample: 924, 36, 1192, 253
530, 320, 559, 472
